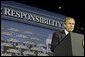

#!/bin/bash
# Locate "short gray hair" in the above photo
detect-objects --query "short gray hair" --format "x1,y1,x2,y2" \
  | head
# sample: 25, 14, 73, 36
63, 17, 75, 24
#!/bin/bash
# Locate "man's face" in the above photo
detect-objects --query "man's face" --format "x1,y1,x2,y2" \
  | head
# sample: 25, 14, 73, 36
64, 19, 75, 32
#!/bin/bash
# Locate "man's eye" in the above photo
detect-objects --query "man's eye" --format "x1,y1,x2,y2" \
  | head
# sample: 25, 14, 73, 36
69, 23, 75, 25
69, 23, 71, 24
72, 23, 75, 25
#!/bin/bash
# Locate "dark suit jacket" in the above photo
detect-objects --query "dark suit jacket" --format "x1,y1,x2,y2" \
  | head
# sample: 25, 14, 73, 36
51, 30, 66, 52
51, 30, 72, 56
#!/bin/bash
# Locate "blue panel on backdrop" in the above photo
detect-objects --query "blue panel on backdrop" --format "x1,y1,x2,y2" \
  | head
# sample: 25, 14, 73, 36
1, 19, 54, 56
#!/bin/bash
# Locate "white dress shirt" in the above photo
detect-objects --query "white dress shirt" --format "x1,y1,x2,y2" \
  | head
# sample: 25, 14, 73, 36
64, 29, 69, 35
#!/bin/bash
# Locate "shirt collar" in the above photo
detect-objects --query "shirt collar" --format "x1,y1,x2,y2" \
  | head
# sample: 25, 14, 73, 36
64, 29, 69, 35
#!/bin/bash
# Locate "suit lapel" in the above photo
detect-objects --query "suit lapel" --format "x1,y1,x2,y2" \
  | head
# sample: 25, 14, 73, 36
59, 30, 66, 42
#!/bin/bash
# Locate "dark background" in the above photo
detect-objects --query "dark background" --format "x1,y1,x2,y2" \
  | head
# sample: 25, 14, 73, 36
14, 0, 84, 34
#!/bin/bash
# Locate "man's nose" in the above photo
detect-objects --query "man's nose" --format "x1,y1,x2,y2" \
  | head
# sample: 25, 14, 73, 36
71, 24, 74, 27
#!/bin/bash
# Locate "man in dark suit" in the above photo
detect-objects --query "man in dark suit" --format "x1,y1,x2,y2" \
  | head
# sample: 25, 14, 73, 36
51, 17, 75, 56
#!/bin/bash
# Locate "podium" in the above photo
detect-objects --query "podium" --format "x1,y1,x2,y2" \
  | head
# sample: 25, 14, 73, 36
53, 32, 84, 56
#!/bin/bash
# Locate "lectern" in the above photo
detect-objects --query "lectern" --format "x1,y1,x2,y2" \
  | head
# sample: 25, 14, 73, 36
53, 32, 84, 56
